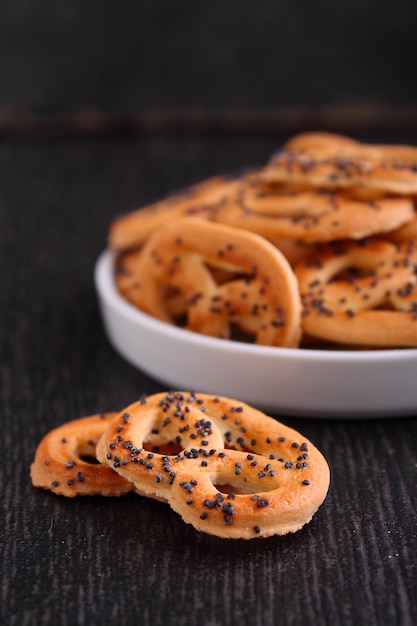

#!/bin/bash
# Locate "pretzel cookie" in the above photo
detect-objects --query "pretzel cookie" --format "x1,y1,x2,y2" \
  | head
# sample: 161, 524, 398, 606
385, 213, 417, 244
213, 172, 414, 243
96, 391, 330, 539
109, 174, 245, 251
295, 239, 417, 347
263, 132, 417, 195
116, 216, 302, 347
30, 413, 135, 497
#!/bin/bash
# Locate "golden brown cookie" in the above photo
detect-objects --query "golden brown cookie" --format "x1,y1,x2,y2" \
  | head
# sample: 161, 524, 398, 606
96, 391, 330, 539
263, 132, 417, 195
116, 216, 302, 347
295, 239, 417, 347
109, 174, 245, 250
213, 171, 414, 243
30, 413, 135, 497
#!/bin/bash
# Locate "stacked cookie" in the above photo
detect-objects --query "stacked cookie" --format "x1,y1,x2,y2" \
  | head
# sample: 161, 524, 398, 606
31, 391, 330, 539
109, 132, 417, 349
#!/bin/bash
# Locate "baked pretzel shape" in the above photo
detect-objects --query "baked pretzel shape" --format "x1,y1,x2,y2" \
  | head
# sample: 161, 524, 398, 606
109, 174, 245, 251
263, 132, 417, 195
30, 413, 135, 497
213, 171, 414, 243
385, 213, 417, 244
96, 391, 330, 539
117, 216, 302, 347
295, 239, 417, 347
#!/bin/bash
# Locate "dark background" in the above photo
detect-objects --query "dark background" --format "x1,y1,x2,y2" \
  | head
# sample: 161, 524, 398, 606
1, 3, 417, 626
1, 0, 417, 138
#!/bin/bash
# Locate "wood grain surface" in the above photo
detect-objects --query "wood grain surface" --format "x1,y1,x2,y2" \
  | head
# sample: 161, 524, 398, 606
1, 136, 416, 626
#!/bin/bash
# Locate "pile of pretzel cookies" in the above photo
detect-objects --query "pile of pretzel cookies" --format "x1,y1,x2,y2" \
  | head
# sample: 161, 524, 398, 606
31, 391, 330, 539
111, 132, 417, 349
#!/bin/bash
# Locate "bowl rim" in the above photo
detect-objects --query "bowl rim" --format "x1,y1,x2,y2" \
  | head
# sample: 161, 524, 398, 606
95, 248, 417, 366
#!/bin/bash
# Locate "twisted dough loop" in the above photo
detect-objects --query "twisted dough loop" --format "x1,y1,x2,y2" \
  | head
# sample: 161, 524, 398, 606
213, 171, 414, 243
109, 174, 244, 251
386, 214, 417, 244
117, 216, 302, 347
96, 391, 330, 539
295, 239, 417, 347
30, 413, 135, 497
263, 131, 417, 194
109, 132, 417, 350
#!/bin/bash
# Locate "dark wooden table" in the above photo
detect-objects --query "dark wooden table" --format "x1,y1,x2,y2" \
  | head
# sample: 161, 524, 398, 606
1, 132, 416, 626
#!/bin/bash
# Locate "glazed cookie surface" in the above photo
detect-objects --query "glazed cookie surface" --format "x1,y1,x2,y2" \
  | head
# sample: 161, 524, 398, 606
116, 216, 302, 347
96, 391, 330, 539
30, 413, 135, 497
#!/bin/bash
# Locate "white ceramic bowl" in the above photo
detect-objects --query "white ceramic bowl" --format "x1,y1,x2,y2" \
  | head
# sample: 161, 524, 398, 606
95, 249, 417, 418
